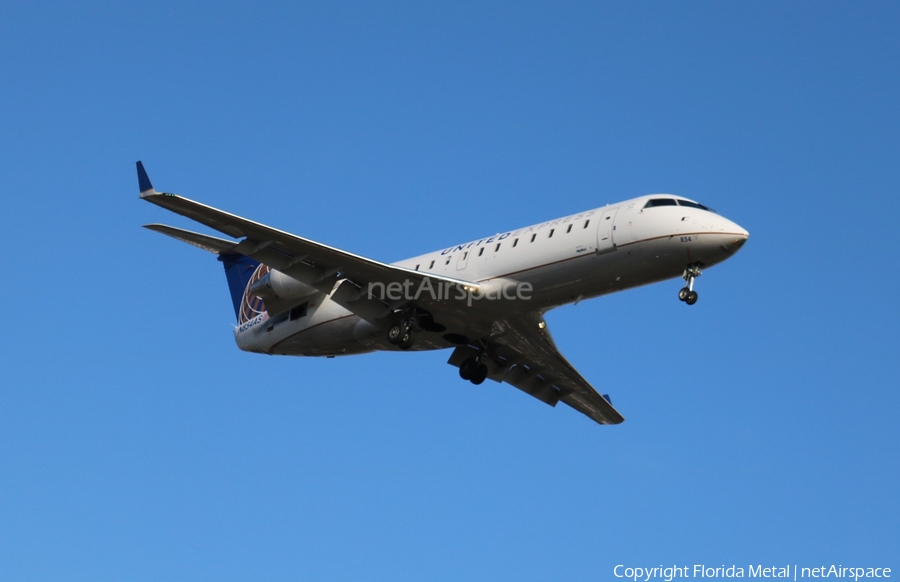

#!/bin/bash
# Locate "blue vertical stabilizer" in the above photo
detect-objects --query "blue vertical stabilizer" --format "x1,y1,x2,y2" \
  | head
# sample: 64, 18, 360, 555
218, 254, 260, 321
136, 161, 154, 193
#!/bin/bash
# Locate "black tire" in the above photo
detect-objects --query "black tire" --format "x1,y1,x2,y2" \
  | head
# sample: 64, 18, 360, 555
470, 363, 488, 385
459, 358, 477, 380
685, 291, 698, 305
678, 287, 690, 301
387, 323, 403, 344
398, 331, 414, 350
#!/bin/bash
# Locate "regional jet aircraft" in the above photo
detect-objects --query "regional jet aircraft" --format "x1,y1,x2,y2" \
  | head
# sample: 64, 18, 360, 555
138, 162, 748, 425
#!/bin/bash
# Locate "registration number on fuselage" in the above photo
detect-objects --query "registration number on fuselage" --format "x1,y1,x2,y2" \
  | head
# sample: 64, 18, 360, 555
237, 314, 264, 334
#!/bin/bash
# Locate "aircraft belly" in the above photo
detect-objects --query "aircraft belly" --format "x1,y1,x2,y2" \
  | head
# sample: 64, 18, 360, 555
627, 234, 740, 271
266, 316, 376, 357
263, 309, 457, 356
234, 299, 366, 357
584, 235, 735, 296
516, 242, 685, 307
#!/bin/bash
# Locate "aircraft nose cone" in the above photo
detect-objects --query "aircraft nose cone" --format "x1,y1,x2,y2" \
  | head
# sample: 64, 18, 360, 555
722, 224, 749, 254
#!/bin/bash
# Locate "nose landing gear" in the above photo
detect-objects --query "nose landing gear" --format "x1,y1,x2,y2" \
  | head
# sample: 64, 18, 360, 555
678, 264, 702, 305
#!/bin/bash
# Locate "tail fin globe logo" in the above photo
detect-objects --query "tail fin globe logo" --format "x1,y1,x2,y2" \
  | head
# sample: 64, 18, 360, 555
239, 263, 270, 325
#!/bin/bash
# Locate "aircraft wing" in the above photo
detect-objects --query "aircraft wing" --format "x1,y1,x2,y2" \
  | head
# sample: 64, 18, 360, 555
138, 162, 479, 320
449, 312, 625, 425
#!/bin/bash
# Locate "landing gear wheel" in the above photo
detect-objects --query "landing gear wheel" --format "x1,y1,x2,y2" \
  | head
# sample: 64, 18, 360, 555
678, 287, 690, 302
685, 291, 698, 305
397, 331, 414, 350
470, 363, 488, 385
459, 358, 488, 384
459, 358, 477, 381
387, 323, 404, 345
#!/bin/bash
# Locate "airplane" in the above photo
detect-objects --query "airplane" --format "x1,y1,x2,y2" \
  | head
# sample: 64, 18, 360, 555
138, 161, 748, 425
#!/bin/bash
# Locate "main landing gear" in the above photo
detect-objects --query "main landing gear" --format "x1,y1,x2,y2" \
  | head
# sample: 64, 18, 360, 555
678, 264, 702, 306
386, 310, 446, 350
387, 319, 414, 350
458, 356, 489, 385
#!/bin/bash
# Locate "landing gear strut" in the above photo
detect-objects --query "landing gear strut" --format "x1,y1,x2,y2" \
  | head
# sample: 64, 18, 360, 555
678, 264, 702, 305
458, 357, 488, 385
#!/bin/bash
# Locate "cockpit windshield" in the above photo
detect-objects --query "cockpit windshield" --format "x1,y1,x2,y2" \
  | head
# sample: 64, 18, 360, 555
677, 200, 714, 212
643, 198, 715, 213
643, 198, 677, 208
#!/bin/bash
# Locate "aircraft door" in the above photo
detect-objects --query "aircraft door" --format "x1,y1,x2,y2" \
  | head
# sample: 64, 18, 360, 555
456, 250, 469, 271
596, 207, 619, 254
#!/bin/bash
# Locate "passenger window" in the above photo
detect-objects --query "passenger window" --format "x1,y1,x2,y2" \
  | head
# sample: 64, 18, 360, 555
584, 220, 590, 228
549, 229, 555, 238
530, 234, 536, 243
445, 257, 451, 265
415, 264, 419, 271
478, 247, 484, 256
495, 243, 501, 252
566, 224, 572, 233
462, 252, 467, 260
513, 238, 518, 247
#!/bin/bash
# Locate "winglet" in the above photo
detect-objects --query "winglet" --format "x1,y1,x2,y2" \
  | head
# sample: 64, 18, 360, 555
136, 161, 154, 195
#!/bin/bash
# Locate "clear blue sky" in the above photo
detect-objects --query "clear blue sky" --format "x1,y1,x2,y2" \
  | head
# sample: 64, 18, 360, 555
1, 2, 897, 580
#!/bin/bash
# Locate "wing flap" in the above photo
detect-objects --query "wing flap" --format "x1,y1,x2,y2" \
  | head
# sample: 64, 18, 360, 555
501, 365, 561, 407
449, 313, 625, 425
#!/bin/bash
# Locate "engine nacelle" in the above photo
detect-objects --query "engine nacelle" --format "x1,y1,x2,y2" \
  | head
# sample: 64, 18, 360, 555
249, 269, 317, 301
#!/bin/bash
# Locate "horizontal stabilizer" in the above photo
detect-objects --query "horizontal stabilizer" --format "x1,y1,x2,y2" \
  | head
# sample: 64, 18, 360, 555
144, 224, 238, 254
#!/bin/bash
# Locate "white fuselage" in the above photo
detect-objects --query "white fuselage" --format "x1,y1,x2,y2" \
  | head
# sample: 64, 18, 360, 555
235, 194, 748, 357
